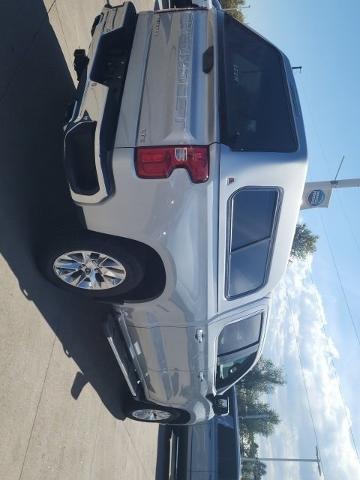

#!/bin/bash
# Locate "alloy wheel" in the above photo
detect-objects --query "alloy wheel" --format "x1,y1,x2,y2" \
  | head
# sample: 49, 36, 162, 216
53, 250, 126, 290
131, 409, 172, 422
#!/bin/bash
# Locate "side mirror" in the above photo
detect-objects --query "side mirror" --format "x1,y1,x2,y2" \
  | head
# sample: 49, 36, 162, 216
213, 395, 229, 416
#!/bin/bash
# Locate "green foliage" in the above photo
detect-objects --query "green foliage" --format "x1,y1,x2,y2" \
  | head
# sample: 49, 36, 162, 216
241, 402, 280, 437
237, 395, 281, 438
219, 0, 246, 23
240, 435, 267, 480
239, 358, 286, 394
291, 223, 319, 260
253, 460, 267, 480
237, 359, 285, 479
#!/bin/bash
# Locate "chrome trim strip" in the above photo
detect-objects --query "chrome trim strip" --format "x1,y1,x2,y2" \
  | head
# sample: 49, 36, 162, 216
116, 310, 150, 399
103, 315, 137, 397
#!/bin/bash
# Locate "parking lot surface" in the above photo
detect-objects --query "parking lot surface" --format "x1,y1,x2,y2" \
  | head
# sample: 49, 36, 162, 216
0, 2, 158, 479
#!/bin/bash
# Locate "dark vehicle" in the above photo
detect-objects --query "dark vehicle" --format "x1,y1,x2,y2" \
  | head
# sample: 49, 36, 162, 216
159, 387, 241, 479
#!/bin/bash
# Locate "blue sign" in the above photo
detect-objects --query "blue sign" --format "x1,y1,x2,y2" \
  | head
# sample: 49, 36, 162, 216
308, 189, 326, 206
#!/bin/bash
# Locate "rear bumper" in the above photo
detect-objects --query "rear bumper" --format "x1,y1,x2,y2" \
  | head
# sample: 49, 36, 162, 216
63, 2, 138, 204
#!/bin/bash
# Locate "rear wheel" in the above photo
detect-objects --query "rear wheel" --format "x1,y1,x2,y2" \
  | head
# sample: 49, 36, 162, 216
38, 232, 144, 299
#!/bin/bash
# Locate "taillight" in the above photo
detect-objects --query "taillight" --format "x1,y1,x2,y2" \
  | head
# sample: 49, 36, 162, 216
135, 146, 209, 183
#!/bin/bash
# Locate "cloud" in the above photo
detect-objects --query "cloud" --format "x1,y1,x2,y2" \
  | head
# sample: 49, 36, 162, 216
257, 259, 360, 479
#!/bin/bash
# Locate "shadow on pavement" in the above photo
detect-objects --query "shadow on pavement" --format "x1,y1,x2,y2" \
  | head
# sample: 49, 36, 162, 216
0, 0, 127, 419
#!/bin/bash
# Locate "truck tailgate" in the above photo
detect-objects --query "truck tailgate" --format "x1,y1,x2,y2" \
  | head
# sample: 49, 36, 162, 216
138, 9, 217, 147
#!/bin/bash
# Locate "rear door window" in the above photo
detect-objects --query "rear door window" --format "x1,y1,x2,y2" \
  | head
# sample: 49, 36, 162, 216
219, 13, 297, 152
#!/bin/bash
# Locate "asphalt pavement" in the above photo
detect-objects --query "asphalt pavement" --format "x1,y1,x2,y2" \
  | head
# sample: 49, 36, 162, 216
0, 1, 158, 479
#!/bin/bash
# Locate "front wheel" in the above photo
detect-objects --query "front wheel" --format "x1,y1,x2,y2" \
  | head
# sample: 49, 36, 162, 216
125, 400, 188, 424
38, 232, 144, 299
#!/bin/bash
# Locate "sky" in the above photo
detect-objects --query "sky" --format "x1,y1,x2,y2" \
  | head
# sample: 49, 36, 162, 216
244, 1, 360, 479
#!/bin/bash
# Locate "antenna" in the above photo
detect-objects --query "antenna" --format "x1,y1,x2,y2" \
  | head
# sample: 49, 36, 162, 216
334, 155, 345, 181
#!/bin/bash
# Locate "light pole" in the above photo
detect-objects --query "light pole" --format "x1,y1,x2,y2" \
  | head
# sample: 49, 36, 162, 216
241, 446, 322, 477
239, 414, 273, 420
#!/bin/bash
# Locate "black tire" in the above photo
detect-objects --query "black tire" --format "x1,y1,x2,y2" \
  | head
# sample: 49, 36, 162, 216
125, 399, 188, 425
38, 232, 144, 299
73, 49, 88, 82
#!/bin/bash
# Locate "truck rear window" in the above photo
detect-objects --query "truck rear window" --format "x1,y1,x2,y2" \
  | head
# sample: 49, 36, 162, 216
219, 13, 298, 153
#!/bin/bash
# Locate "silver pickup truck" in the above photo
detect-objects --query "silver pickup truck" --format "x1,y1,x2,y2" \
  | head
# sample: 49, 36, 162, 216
40, 2, 307, 424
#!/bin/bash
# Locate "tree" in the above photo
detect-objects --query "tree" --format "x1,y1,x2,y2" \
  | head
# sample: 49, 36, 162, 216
240, 436, 267, 480
291, 223, 319, 260
237, 359, 285, 479
253, 460, 267, 480
240, 402, 280, 437
236, 359, 285, 419
238, 358, 285, 395
219, 0, 246, 23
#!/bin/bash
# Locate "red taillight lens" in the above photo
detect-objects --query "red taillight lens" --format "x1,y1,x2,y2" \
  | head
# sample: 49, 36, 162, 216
135, 146, 209, 183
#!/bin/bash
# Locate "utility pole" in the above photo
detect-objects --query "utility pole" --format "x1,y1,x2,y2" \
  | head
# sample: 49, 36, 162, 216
239, 414, 272, 420
223, 4, 251, 12
239, 404, 275, 421
329, 178, 360, 189
242, 447, 322, 477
